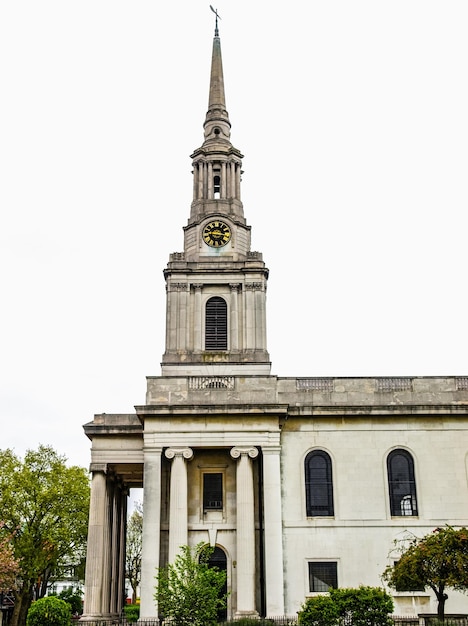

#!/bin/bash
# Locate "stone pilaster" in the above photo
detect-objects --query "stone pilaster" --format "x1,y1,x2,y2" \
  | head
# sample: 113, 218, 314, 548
230, 283, 239, 350
230, 446, 259, 617
262, 446, 285, 616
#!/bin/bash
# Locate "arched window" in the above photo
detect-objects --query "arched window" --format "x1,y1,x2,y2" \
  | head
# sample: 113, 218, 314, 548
305, 450, 334, 517
205, 297, 227, 350
213, 174, 221, 198
387, 449, 418, 516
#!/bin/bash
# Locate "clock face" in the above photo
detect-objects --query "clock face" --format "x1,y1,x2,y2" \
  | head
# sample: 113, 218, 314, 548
202, 220, 232, 247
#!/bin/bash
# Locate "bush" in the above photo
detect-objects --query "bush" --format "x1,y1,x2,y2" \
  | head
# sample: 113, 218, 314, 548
298, 586, 394, 626
330, 586, 394, 626
124, 603, 140, 623
298, 595, 340, 626
27, 596, 72, 626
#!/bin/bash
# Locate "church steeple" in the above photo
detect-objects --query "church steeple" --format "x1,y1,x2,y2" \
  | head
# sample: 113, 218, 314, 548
203, 26, 231, 143
189, 21, 244, 227
161, 18, 270, 377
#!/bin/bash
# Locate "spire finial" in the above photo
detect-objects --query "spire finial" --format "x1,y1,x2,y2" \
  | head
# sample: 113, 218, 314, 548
210, 5, 221, 36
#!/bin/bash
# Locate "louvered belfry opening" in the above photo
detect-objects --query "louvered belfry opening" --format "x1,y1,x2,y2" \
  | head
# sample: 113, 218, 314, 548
205, 296, 227, 350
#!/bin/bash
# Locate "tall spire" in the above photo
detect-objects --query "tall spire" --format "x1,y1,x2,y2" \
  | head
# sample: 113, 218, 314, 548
204, 8, 231, 142
189, 12, 244, 224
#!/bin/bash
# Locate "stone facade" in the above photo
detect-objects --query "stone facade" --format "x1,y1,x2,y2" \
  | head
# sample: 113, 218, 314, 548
81, 24, 468, 622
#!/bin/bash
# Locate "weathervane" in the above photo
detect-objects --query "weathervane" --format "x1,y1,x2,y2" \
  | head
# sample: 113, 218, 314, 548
210, 5, 221, 36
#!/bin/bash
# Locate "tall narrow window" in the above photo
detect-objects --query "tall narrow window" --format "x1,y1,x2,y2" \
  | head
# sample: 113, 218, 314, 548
305, 450, 334, 517
203, 473, 223, 510
387, 449, 418, 516
205, 297, 227, 350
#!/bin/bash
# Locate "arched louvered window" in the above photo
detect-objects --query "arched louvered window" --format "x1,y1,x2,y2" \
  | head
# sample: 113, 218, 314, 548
387, 449, 418, 516
205, 297, 227, 350
214, 174, 221, 198
305, 450, 334, 517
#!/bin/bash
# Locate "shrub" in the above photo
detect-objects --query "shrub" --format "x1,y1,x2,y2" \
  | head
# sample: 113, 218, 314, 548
124, 603, 140, 623
298, 586, 393, 626
330, 587, 394, 626
27, 596, 72, 626
298, 595, 340, 626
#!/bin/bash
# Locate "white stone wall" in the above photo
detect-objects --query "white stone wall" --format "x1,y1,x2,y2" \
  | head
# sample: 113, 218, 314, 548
280, 415, 468, 615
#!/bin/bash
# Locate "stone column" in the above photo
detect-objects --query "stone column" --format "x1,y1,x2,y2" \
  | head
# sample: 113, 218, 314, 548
117, 487, 128, 611
139, 444, 162, 620
109, 480, 120, 615
221, 161, 227, 198
165, 447, 194, 563
245, 284, 255, 351
254, 284, 264, 350
177, 283, 188, 351
230, 446, 259, 617
230, 283, 239, 351
207, 162, 213, 198
235, 162, 241, 199
262, 446, 285, 616
193, 162, 199, 200
166, 283, 178, 351
101, 476, 113, 616
194, 284, 202, 351
82, 465, 108, 619
232, 162, 237, 199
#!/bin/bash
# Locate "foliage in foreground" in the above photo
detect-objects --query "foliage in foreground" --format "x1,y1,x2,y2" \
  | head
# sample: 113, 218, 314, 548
0, 521, 20, 592
298, 586, 394, 626
382, 526, 468, 620
53, 588, 83, 615
155, 543, 227, 626
0, 445, 90, 626
123, 603, 140, 623
26, 596, 71, 626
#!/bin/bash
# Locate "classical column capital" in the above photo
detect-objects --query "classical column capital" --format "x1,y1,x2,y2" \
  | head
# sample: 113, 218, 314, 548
89, 462, 108, 474
165, 447, 194, 461
230, 446, 258, 460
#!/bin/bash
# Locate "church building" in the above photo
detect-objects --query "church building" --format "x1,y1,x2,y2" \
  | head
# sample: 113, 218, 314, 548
82, 19, 468, 622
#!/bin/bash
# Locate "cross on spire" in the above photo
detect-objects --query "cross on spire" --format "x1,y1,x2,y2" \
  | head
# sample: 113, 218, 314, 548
210, 5, 221, 36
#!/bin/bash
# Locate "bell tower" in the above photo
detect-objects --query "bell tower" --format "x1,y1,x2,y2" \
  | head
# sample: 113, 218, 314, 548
161, 21, 270, 376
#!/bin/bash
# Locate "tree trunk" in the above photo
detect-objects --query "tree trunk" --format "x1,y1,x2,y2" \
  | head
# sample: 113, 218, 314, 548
10, 586, 33, 626
436, 586, 447, 621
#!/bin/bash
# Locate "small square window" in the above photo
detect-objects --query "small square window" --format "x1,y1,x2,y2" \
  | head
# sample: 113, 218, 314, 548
308, 562, 337, 592
203, 473, 223, 510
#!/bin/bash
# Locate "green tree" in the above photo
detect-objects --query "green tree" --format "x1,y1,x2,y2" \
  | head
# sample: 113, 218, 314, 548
125, 501, 143, 604
26, 596, 71, 626
0, 445, 90, 626
298, 587, 393, 626
382, 526, 468, 620
55, 588, 83, 615
155, 543, 228, 626
0, 522, 20, 592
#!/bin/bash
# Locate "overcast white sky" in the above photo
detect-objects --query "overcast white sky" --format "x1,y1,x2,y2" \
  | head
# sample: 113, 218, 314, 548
1, 1, 467, 470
